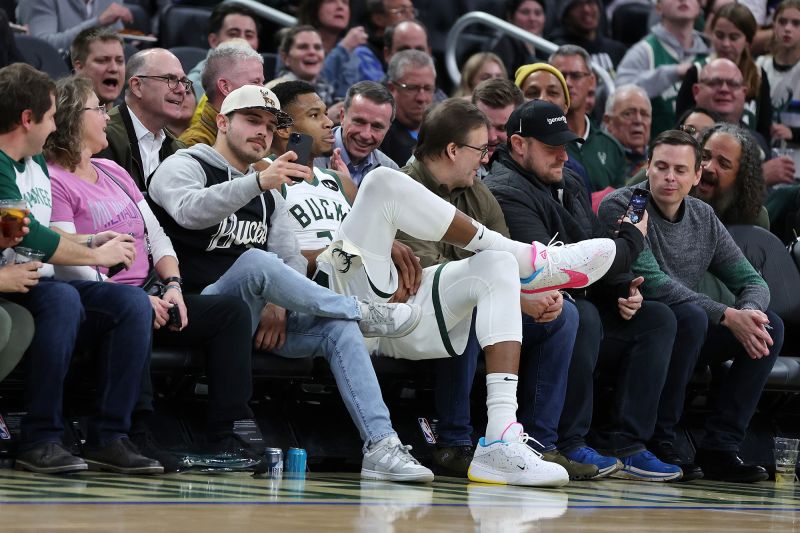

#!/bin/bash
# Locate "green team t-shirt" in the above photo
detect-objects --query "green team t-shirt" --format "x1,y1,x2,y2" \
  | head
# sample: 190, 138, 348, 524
0, 150, 60, 260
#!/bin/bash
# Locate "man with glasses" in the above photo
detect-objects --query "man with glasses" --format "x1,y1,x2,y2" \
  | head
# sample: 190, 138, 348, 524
381, 50, 437, 166
603, 84, 654, 178
550, 45, 627, 204
693, 58, 796, 184
96, 49, 191, 191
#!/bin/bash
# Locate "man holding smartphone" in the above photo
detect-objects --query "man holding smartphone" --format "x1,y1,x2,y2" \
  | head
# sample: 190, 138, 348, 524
485, 99, 683, 482
598, 129, 781, 483
149, 84, 437, 483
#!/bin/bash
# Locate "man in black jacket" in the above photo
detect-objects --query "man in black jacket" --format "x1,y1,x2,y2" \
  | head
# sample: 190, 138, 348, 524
485, 99, 686, 481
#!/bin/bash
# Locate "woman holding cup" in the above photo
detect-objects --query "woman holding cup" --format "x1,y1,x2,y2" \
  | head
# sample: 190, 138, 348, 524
43, 76, 258, 468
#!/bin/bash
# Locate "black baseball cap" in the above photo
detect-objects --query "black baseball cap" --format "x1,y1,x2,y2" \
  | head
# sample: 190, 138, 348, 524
506, 99, 584, 146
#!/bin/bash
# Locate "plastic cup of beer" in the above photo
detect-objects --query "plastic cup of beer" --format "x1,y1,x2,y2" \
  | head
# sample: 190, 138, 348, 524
0, 200, 28, 238
774, 437, 799, 483
13, 247, 45, 264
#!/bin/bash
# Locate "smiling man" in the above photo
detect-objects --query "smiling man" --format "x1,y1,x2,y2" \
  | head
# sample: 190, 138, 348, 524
96, 49, 190, 190
314, 81, 399, 185
70, 28, 125, 106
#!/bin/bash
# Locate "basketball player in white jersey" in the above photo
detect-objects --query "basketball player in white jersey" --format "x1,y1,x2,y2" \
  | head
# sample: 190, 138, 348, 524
269, 81, 618, 487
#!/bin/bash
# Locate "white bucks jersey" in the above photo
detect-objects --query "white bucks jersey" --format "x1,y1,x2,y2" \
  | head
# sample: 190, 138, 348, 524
282, 166, 351, 249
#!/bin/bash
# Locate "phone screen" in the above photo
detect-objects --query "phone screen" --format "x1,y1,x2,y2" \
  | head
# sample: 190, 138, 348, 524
625, 189, 649, 224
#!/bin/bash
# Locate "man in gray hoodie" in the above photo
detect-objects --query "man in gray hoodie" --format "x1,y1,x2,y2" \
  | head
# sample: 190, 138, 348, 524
148, 84, 435, 483
616, 0, 709, 138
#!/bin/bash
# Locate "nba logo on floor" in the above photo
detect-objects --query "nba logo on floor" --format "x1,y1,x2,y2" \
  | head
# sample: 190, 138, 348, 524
417, 417, 437, 445
0, 414, 10, 440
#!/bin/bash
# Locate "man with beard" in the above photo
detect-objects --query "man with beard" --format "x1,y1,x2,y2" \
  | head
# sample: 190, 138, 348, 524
268, 80, 357, 276
96, 49, 190, 191
70, 28, 125, 107
692, 122, 800, 350
693, 122, 767, 227
149, 84, 436, 483
598, 129, 782, 483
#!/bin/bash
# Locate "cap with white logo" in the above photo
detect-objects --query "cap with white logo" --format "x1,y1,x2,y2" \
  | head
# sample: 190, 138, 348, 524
220, 85, 293, 128
506, 99, 584, 146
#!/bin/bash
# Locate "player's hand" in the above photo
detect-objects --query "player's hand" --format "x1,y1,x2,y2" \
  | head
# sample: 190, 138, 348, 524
391, 241, 422, 296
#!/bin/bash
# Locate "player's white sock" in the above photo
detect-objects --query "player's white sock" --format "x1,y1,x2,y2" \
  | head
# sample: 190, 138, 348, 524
485, 373, 520, 442
463, 221, 534, 279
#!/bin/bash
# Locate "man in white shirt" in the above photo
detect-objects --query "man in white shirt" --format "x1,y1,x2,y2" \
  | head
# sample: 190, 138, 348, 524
96, 48, 191, 190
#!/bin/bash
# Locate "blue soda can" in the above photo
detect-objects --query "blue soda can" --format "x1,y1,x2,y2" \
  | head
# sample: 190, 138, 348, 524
263, 447, 283, 479
285, 447, 307, 476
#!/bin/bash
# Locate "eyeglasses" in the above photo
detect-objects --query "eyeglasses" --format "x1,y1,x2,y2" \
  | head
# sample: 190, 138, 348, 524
391, 81, 436, 95
699, 77, 744, 90
559, 71, 591, 81
387, 6, 418, 17
83, 105, 109, 116
136, 74, 193, 92
460, 143, 489, 159
678, 124, 698, 135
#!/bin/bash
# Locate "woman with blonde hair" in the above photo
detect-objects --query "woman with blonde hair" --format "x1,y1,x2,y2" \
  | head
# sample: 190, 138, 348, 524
43, 75, 258, 471
453, 52, 507, 98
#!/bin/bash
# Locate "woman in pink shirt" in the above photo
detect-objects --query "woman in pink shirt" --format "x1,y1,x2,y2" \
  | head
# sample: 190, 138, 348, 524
43, 75, 259, 471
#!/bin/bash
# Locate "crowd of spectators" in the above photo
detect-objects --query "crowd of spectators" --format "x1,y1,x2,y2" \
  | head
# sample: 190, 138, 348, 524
1, 0, 800, 488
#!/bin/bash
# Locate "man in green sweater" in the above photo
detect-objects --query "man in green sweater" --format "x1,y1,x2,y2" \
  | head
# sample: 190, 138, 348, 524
598, 129, 781, 483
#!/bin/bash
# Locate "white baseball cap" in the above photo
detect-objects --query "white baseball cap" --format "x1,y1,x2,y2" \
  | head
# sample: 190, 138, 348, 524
220, 85, 293, 128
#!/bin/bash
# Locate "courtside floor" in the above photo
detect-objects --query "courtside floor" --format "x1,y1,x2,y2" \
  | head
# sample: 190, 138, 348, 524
0, 470, 798, 531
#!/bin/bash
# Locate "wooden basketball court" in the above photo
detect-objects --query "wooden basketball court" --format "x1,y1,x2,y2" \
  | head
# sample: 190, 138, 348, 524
1, 469, 798, 531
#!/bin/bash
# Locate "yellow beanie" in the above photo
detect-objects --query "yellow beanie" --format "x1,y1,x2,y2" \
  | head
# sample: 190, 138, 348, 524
514, 63, 571, 110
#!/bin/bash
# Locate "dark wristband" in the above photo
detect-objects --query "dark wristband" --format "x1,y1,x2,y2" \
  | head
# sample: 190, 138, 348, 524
163, 276, 182, 286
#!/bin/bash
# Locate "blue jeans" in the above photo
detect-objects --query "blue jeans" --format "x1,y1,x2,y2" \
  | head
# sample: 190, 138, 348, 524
434, 301, 579, 450
518, 300, 579, 451
201, 248, 396, 450
559, 298, 676, 456
8, 279, 152, 448
657, 303, 783, 452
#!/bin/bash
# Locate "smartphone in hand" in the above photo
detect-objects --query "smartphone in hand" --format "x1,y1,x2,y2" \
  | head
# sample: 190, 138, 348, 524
625, 188, 650, 224
286, 132, 313, 180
